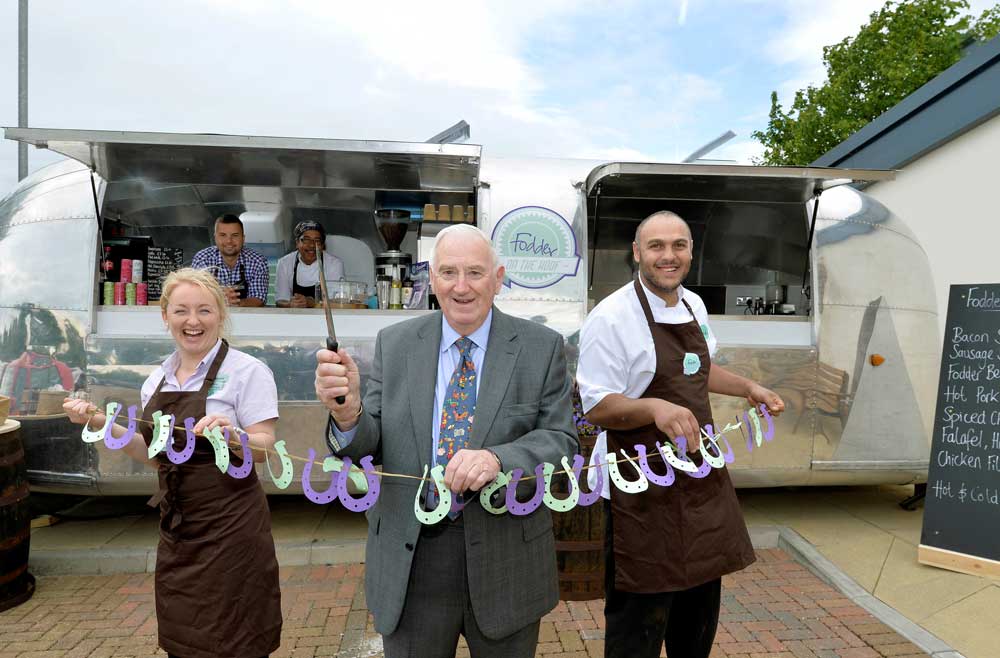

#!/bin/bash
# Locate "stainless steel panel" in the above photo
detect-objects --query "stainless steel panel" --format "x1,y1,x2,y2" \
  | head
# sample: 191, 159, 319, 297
584, 162, 894, 200
5, 127, 481, 192
811, 186, 940, 473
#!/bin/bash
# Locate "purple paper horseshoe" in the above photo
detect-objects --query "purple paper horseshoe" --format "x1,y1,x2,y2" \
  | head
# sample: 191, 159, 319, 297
577, 454, 604, 507
758, 404, 776, 441
226, 428, 254, 479
742, 409, 759, 451
337, 456, 381, 512
673, 438, 712, 479
104, 404, 138, 450
506, 464, 546, 516
167, 417, 197, 464
703, 424, 735, 464
301, 448, 340, 504
637, 443, 676, 487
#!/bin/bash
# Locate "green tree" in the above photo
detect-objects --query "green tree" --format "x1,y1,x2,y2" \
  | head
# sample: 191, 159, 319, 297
753, 0, 1000, 165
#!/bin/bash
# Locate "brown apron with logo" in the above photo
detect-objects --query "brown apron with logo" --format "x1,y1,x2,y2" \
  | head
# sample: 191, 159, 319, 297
606, 279, 755, 593
139, 341, 282, 658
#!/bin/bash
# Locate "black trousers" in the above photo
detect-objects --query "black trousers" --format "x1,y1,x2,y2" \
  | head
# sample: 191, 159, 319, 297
603, 500, 722, 658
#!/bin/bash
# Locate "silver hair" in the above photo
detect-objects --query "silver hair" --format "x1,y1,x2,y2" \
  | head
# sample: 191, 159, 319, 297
432, 224, 501, 272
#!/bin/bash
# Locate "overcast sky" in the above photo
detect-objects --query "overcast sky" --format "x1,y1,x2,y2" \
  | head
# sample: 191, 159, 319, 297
0, 0, 995, 195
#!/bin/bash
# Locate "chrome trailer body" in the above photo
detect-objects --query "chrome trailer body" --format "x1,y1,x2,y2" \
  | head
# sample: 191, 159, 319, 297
0, 128, 939, 494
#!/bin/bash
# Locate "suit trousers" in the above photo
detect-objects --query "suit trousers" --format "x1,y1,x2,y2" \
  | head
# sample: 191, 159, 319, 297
382, 519, 540, 658
603, 500, 722, 658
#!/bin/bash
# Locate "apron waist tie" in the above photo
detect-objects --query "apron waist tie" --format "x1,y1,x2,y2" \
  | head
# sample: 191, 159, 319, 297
147, 463, 183, 532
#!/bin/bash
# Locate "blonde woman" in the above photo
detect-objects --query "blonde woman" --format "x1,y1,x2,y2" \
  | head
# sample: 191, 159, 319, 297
64, 268, 282, 658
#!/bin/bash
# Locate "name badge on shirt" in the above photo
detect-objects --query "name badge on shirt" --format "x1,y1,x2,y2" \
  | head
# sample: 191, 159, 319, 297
682, 352, 701, 376
207, 375, 229, 396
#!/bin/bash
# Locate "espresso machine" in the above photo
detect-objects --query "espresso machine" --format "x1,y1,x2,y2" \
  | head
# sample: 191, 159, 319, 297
374, 209, 412, 283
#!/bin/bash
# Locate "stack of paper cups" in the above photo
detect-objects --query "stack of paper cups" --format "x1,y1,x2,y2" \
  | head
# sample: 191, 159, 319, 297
136, 283, 148, 306
120, 259, 133, 283
125, 283, 137, 305
103, 281, 114, 306
131, 259, 143, 283
114, 282, 125, 305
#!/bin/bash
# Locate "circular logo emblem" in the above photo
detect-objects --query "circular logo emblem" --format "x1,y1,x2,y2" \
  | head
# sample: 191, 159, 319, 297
491, 206, 580, 289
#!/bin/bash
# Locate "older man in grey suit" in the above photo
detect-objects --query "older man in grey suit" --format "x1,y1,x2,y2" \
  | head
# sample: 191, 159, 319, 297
315, 224, 578, 658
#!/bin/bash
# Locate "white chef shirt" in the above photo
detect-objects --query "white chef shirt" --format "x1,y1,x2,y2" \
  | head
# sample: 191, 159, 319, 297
140, 339, 279, 428
576, 276, 717, 498
275, 251, 345, 302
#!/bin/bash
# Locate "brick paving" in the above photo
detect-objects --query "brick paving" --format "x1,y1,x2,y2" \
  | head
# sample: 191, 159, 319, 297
0, 549, 929, 658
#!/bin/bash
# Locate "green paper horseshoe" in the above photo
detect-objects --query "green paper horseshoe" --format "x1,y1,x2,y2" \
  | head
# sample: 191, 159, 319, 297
413, 464, 452, 525
81, 402, 118, 443
479, 470, 511, 515
266, 439, 294, 490
542, 457, 581, 512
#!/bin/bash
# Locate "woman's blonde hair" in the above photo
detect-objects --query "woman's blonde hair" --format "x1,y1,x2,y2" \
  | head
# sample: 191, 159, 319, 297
159, 267, 231, 335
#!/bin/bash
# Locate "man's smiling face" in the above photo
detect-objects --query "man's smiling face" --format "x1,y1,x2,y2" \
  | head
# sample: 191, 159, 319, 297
632, 214, 693, 298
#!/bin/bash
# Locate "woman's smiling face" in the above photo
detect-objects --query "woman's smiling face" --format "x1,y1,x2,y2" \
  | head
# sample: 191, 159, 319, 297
162, 282, 222, 358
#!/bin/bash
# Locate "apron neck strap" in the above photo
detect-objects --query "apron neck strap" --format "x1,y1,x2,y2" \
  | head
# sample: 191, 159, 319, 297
632, 277, 697, 324
201, 340, 229, 392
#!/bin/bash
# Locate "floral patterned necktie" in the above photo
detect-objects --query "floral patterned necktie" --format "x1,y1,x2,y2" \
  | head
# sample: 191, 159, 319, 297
434, 337, 476, 517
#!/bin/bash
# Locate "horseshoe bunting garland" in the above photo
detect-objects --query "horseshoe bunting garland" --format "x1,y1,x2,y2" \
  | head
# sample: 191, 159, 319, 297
79, 402, 777, 524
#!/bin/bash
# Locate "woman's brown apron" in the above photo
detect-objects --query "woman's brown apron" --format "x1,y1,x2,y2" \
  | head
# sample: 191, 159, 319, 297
606, 279, 755, 593
139, 340, 282, 658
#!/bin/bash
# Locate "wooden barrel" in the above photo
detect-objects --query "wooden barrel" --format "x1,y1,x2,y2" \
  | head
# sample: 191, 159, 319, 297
0, 419, 35, 612
552, 433, 605, 600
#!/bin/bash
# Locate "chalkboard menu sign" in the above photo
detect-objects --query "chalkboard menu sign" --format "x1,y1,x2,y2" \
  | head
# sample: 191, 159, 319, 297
919, 283, 1000, 577
145, 246, 185, 300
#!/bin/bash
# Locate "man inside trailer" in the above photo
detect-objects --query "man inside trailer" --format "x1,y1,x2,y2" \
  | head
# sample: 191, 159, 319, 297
191, 213, 269, 307
275, 221, 344, 308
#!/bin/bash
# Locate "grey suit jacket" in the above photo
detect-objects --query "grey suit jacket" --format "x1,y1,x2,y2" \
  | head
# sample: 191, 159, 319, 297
326, 307, 579, 639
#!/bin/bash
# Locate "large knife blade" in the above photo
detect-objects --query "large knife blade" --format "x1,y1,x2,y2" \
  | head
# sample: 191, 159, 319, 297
315, 243, 345, 404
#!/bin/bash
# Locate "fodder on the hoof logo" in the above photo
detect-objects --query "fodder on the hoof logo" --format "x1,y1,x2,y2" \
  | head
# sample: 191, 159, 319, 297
492, 206, 580, 289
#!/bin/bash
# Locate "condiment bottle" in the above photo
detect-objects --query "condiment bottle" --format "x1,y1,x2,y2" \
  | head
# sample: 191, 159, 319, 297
389, 277, 403, 309
402, 279, 414, 308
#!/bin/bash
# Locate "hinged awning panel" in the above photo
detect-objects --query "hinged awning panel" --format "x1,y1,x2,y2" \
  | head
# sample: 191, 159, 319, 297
585, 162, 894, 203
4, 127, 482, 192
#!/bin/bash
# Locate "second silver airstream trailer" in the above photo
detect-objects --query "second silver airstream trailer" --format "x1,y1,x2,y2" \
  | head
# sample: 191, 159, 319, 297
0, 128, 939, 494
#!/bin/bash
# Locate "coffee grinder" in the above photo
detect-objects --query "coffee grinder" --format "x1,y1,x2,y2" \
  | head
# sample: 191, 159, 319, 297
374, 209, 413, 284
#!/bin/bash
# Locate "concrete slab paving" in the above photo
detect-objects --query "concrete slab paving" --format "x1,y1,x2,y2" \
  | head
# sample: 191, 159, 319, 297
873, 538, 989, 623
29, 514, 144, 551
921, 585, 1000, 658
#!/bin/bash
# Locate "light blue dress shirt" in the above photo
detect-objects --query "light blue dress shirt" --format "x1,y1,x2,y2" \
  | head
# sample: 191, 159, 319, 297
331, 311, 491, 468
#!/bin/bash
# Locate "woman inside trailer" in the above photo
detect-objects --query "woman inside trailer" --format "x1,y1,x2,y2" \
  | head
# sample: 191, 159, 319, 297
63, 267, 282, 658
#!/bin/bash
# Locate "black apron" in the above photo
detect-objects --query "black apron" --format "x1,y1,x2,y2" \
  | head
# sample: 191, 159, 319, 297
606, 279, 755, 593
291, 257, 315, 298
139, 341, 281, 658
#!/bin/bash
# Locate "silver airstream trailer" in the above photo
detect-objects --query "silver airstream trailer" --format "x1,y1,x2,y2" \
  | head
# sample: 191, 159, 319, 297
0, 128, 939, 494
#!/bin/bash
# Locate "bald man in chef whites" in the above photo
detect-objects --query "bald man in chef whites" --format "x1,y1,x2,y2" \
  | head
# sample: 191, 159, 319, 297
315, 224, 578, 658
577, 211, 785, 658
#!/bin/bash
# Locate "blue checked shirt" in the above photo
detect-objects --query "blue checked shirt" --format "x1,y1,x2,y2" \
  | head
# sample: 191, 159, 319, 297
191, 246, 270, 303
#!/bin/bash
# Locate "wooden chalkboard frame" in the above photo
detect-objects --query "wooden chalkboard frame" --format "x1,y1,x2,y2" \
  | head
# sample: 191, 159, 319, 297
918, 283, 1000, 580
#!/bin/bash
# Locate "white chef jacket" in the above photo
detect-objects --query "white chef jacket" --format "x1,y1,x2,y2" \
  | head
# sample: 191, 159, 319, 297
576, 276, 717, 498
275, 251, 345, 302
